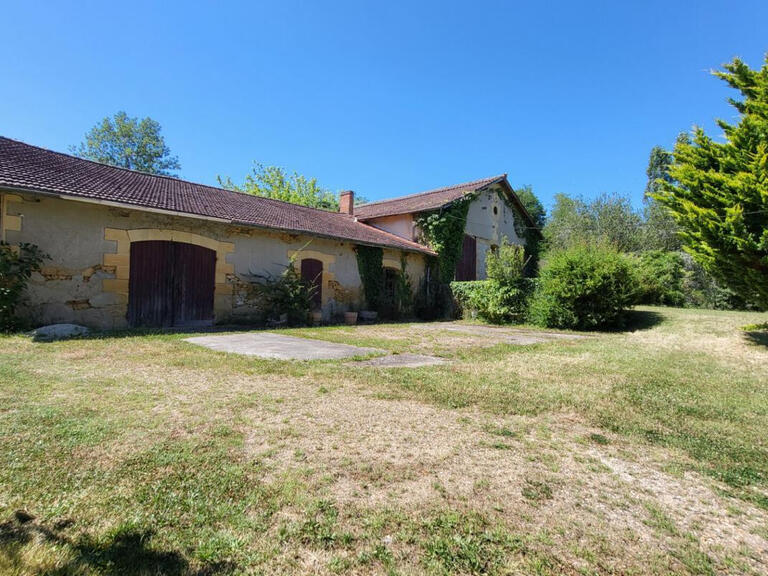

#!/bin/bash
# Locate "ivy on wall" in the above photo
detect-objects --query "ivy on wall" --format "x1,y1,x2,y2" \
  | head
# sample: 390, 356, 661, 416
355, 245, 384, 311
415, 193, 476, 283
505, 193, 542, 276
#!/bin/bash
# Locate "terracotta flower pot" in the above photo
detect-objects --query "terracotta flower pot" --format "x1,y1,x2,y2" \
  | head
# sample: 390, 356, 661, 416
311, 311, 322, 325
344, 311, 358, 325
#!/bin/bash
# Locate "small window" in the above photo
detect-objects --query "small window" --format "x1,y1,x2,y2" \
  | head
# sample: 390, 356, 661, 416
493, 206, 498, 215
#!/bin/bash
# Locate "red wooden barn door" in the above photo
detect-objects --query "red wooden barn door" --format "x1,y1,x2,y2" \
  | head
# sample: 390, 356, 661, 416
128, 240, 216, 327
455, 235, 477, 281
300, 258, 323, 309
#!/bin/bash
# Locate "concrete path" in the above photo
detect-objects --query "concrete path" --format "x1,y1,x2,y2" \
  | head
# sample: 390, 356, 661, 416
185, 333, 384, 360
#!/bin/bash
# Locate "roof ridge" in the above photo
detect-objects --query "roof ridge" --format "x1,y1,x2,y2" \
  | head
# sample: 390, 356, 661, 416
356, 174, 506, 209
0, 135, 355, 220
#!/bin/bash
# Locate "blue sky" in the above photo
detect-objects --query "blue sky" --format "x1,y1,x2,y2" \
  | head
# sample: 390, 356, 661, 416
2, 1, 767, 210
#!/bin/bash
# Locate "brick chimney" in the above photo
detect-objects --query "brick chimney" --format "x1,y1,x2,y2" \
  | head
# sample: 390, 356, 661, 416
339, 190, 354, 215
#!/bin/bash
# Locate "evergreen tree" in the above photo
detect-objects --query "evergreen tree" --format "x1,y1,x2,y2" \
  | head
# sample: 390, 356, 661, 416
653, 55, 768, 309
643, 144, 682, 251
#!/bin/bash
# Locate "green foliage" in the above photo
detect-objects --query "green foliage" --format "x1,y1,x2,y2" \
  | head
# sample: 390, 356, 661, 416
512, 185, 545, 275
354, 245, 384, 311
416, 194, 475, 283
544, 192, 644, 253
644, 145, 683, 251
219, 163, 338, 210
452, 239, 530, 324
70, 111, 180, 175
391, 254, 414, 319
514, 185, 546, 228
414, 257, 450, 320
422, 511, 522, 575
250, 258, 314, 325
0, 242, 47, 331
634, 250, 686, 306
529, 244, 638, 330
653, 56, 768, 310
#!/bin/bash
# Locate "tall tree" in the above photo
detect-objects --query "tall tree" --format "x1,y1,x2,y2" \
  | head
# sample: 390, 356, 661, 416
653, 55, 768, 309
71, 111, 180, 176
219, 163, 338, 210
513, 185, 546, 275
643, 145, 682, 251
544, 192, 643, 252
514, 184, 546, 228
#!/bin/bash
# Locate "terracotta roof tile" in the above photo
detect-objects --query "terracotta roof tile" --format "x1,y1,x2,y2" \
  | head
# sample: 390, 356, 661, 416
0, 136, 434, 255
354, 175, 506, 219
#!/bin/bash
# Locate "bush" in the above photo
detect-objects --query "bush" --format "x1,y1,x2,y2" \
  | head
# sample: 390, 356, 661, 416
529, 245, 637, 330
634, 250, 686, 306
249, 258, 315, 325
452, 239, 530, 324
0, 242, 47, 331
452, 280, 531, 324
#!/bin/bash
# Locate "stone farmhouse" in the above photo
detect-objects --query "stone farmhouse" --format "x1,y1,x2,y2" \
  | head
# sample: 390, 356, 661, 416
0, 136, 537, 329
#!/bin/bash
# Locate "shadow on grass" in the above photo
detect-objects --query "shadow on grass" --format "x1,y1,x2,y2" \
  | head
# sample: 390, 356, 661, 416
620, 309, 665, 332
0, 511, 234, 575
744, 330, 768, 348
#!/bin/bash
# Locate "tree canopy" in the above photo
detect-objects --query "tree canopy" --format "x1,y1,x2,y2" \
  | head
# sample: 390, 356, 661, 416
71, 111, 181, 176
219, 163, 339, 211
652, 55, 768, 309
643, 144, 682, 251
544, 192, 643, 252
514, 185, 546, 228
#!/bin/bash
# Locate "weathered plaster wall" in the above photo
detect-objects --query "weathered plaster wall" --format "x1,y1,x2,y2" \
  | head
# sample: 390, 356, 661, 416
3, 191, 427, 328
364, 214, 414, 241
465, 185, 524, 279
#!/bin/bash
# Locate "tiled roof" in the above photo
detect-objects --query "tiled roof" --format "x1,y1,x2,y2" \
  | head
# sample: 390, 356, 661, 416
354, 175, 507, 220
0, 136, 433, 255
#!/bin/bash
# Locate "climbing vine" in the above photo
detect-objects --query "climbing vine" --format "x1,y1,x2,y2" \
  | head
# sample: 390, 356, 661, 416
355, 245, 384, 311
416, 193, 476, 283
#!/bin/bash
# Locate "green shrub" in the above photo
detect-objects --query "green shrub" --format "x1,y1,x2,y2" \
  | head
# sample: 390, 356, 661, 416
249, 258, 315, 325
452, 239, 530, 324
0, 242, 47, 331
634, 250, 686, 306
529, 245, 637, 330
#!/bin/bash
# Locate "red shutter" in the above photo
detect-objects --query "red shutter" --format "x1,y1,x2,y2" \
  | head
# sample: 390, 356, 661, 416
455, 235, 477, 281
300, 258, 323, 309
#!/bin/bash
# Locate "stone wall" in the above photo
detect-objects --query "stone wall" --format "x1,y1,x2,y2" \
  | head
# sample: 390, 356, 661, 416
1, 190, 427, 328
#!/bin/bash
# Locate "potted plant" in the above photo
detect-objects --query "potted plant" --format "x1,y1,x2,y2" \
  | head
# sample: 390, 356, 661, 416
311, 309, 323, 325
333, 284, 359, 325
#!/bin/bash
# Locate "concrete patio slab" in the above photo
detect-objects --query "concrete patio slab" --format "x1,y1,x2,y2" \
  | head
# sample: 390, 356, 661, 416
185, 333, 384, 360
349, 353, 447, 368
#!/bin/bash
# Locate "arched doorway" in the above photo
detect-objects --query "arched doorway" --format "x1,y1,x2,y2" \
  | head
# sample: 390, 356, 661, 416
127, 240, 216, 327
300, 258, 323, 310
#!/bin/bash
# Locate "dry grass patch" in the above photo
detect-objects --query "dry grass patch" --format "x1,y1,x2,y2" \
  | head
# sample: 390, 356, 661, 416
1, 306, 767, 574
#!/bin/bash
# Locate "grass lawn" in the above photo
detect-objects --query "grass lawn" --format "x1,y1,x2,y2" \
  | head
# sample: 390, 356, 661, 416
1, 306, 767, 575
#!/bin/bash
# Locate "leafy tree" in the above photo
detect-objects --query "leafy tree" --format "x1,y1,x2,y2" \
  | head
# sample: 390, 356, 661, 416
544, 192, 643, 252
514, 185, 546, 275
71, 111, 180, 176
219, 163, 338, 210
653, 55, 768, 309
514, 185, 546, 228
643, 143, 684, 251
